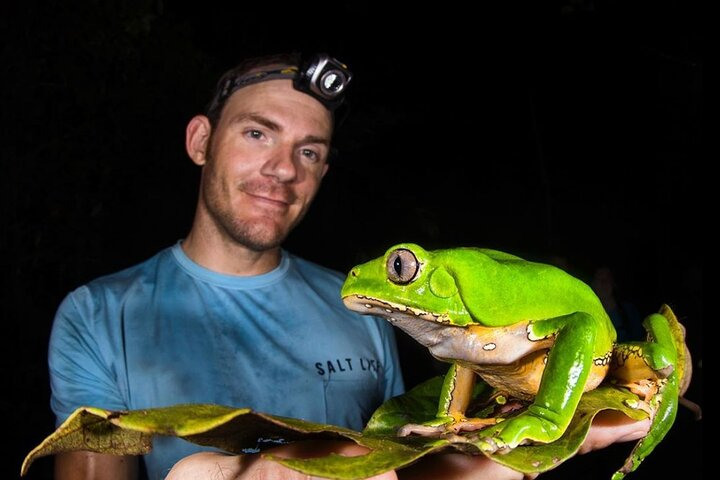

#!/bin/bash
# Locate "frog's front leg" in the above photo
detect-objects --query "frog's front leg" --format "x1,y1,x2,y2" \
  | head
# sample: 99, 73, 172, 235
398, 363, 500, 436
477, 312, 606, 453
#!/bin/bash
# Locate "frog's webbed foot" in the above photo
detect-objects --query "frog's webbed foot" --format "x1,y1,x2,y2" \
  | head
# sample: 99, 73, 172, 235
620, 378, 660, 402
475, 436, 516, 454
397, 423, 446, 437
474, 410, 563, 454
398, 416, 502, 438
448, 416, 502, 433
623, 395, 655, 417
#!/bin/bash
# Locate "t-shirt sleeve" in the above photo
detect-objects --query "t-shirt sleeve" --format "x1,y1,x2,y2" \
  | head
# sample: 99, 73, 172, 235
378, 320, 405, 400
48, 287, 127, 426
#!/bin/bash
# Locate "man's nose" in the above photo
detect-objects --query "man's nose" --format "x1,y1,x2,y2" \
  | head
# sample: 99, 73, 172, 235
261, 144, 297, 182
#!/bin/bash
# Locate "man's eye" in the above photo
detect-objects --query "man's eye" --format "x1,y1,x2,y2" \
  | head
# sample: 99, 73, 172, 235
246, 129, 264, 140
301, 149, 319, 161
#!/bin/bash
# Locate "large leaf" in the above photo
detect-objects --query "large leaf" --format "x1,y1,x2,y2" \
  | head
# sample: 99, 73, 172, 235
22, 379, 647, 479
274, 379, 648, 477
21, 404, 355, 476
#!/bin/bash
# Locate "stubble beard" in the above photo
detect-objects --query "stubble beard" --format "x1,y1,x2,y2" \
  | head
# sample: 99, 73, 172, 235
201, 150, 297, 253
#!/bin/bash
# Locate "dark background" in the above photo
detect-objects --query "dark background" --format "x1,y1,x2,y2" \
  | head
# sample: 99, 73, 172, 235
2, 1, 703, 479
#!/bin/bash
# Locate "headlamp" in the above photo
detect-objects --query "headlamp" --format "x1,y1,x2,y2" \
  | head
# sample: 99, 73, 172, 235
294, 54, 353, 111
215, 53, 352, 112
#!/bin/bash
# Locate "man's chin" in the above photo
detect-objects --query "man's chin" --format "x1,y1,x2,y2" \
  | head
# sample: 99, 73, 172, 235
233, 226, 288, 252
243, 239, 284, 252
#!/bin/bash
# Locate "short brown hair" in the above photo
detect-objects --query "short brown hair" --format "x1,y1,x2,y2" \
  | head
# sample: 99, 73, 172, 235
204, 52, 301, 127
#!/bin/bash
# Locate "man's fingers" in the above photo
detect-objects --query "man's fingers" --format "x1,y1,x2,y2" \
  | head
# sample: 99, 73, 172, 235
165, 452, 242, 479
578, 410, 651, 454
165, 441, 400, 480
398, 452, 528, 480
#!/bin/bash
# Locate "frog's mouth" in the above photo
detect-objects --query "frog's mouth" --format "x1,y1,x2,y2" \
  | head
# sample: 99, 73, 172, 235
343, 294, 544, 366
342, 294, 464, 349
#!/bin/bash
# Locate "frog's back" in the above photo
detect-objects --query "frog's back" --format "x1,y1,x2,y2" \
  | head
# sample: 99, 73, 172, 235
435, 247, 614, 337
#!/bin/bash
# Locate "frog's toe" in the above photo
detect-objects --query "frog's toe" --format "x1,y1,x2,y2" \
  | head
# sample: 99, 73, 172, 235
449, 417, 502, 433
624, 397, 654, 416
397, 423, 447, 437
477, 436, 508, 454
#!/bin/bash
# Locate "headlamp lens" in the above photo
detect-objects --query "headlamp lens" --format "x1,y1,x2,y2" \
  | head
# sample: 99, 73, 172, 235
320, 69, 348, 96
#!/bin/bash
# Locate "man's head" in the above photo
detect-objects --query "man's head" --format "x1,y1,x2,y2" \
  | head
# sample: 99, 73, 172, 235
185, 53, 351, 255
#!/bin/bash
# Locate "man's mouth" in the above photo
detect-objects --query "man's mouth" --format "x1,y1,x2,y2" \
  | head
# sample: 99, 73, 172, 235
247, 191, 290, 206
240, 182, 296, 208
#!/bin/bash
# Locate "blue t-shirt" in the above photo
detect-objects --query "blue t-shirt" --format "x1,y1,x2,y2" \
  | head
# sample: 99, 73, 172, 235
49, 242, 404, 479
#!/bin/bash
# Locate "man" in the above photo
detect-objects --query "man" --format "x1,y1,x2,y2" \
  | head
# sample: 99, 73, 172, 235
49, 53, 404, 479
50, 52, 651, 480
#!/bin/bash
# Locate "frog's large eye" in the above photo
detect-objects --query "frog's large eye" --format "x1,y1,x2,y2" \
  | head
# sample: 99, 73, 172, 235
386, 249, 419, 284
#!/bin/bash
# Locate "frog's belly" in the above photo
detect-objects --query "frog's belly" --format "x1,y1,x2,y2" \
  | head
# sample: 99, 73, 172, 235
467, 349, 609, 400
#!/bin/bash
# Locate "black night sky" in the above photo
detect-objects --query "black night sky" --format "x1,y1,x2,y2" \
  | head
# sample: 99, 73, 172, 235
2, 1, 703, 479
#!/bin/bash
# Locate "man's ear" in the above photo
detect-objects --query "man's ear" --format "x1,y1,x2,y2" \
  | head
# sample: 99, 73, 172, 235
186, 115, 212, 166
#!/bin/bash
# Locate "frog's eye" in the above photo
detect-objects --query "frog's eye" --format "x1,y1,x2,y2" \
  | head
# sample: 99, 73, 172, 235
386, 249, 419, 285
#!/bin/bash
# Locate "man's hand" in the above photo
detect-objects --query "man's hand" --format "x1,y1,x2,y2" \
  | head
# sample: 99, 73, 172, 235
165, 412, 651, 480
577, 409, 651, 454
55, 451, 139, 480
165, 440, 398, 480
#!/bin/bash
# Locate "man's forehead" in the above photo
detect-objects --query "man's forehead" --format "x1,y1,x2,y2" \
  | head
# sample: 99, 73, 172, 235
227, 80, 329, 112
222, 80, 333, 132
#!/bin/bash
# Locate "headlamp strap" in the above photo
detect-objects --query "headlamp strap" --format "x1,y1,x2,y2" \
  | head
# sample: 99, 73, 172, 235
220, 66, 299, 100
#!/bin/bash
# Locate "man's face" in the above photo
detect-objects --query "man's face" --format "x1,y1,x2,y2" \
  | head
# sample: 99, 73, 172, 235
199, 79, 332, 251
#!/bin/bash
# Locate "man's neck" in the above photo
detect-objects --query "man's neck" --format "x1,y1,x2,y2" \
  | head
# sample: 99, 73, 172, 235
181, 228, 282, 276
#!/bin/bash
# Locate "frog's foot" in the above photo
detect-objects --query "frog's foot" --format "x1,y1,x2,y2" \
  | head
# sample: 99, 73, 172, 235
496, 399, 526, 415
448, 416, 502, 433
476, 436, 512, 454
623, 396, 655, 417
397, 416, 502, 437
397, 423, 447, 437
611, 378, 660, 402
629, 380, 659, 402
475, 411, 561, 454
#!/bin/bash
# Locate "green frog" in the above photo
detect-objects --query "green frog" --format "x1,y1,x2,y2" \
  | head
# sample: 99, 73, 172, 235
341, 243, 692, 477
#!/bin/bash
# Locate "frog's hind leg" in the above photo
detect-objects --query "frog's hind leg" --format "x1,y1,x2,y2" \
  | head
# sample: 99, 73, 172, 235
610, 304, 689, 480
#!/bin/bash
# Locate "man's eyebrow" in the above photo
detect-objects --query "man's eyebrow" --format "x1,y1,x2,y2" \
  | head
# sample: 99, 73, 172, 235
230, 112, 282, 132
298, 134, 331, 146
231, 112, 330, 146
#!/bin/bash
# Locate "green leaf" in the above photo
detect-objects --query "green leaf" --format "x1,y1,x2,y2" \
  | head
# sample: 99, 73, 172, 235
268, 435, 443, 480
276, 378, 648, 478
363, 376, 447, 435
21, 407, 153, 476
21, 404, 355, 477
22, 384, 648, 479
